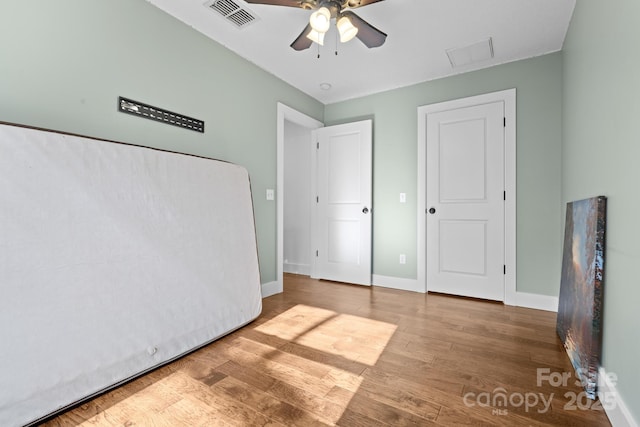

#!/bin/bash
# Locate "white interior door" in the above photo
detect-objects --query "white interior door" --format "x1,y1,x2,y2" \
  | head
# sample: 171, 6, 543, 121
313, 120, 372, 286
426, 102, 505, 300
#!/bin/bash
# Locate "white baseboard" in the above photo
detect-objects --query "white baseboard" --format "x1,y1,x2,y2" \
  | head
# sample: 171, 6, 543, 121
370, 276, 561, 312
372, 275, 424, 293
599, 367, 638, 427
261, 281, 281, 298
284, 262, 310, 276
514, 291, 558, 312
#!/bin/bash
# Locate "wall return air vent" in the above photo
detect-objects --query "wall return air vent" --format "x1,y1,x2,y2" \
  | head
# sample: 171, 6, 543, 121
206, 0, 259, 29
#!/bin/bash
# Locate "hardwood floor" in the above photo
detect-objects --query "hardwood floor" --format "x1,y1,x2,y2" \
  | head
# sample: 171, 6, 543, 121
44, 274, 611, 426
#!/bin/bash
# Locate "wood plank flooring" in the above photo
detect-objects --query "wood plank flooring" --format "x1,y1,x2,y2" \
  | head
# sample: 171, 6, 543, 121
43, 274, 611, 426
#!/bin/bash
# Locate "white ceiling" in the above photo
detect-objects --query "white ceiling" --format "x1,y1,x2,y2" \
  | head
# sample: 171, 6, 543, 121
145, 0, 576, 104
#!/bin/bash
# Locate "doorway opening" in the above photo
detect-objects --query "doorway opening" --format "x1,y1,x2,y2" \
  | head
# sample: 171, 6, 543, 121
275, 103, 323, 296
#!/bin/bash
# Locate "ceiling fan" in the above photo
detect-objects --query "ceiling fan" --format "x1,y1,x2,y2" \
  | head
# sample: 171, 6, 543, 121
244, 0, 387, 51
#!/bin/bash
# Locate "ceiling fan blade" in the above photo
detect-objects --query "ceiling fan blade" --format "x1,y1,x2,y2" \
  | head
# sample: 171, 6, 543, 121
342, 11, 387, 48
244, 0, 305, 7
345, 0, 385, 8
290, 24, 314, 51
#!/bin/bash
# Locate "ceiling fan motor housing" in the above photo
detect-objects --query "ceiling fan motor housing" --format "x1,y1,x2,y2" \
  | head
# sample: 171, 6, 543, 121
318, 0, 342, 17
300, 0, 315, 10
302, 0, 371, 10
346, 0, 365, 8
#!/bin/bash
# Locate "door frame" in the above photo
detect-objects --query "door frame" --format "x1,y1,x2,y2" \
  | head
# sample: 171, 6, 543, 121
275, 103, 323, 296
417, 89, 517, 304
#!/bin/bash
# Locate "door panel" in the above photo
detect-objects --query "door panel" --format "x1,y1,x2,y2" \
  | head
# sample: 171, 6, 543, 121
328, 219, 360, 264
328, 134, 361, 203
314, 120, 372, 286
440, 220, 487, 276
426, 102, 504, 300
439, 119, 487, 201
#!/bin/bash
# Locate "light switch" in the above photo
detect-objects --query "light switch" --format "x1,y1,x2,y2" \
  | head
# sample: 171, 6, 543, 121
266, 189, 275, 200
400, 193, 406, 203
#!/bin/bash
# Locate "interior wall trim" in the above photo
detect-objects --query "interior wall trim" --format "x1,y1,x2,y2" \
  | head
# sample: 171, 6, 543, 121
599, 367, 639, 427
284, 263, 311, 276
372, 274, 421, 293
374, 274, 558, 312
261, 281, 280, 298
514, 292, 558, 312
276, 103, 324, 295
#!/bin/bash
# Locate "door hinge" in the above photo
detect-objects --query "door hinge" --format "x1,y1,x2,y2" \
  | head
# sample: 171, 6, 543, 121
316, 196, 319, 203
503, 191, 506, 201
316, 250, 319, 257
503, 117, 506, 127
316, 142, 319, 149
504, 265, 506, 275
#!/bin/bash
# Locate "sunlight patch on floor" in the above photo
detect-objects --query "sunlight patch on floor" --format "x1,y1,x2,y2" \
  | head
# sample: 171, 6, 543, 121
255, 304, 397, 366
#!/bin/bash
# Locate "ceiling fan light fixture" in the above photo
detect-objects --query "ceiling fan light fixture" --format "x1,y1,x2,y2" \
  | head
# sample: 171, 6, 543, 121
309, 6, 331, 33
337, 15, 358, 43
306, 28, 325, 45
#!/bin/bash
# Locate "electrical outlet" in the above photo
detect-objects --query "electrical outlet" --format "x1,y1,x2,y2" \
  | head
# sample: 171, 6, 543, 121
266, 189, 274, 200
399, 254, 406, 264
400, 193, 406, 203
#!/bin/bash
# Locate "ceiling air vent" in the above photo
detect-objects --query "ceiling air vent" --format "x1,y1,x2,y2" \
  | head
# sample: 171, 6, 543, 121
446, 37, 494, 68
206, 0, 259, 29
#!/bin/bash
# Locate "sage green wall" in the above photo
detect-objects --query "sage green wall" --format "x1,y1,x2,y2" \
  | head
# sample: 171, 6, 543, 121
325, 53, 563, 296
563, 0, 640, 420
0, 0, 323, 284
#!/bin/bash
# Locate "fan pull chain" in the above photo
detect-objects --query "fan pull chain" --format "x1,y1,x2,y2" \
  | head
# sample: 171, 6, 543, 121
335, 32, 338, 56
317, 41, 320, 59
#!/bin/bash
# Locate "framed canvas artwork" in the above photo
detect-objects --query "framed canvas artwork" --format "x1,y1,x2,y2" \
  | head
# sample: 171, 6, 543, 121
556, 196, 606, 399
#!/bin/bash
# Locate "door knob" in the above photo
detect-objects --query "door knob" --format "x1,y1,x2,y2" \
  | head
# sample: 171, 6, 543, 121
428, 207, 436, 214
362, 207, 369, 214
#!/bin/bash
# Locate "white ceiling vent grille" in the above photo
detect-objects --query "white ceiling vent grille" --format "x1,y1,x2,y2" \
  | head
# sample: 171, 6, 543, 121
446, 37, 494, 68
206, 0, 259, 29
